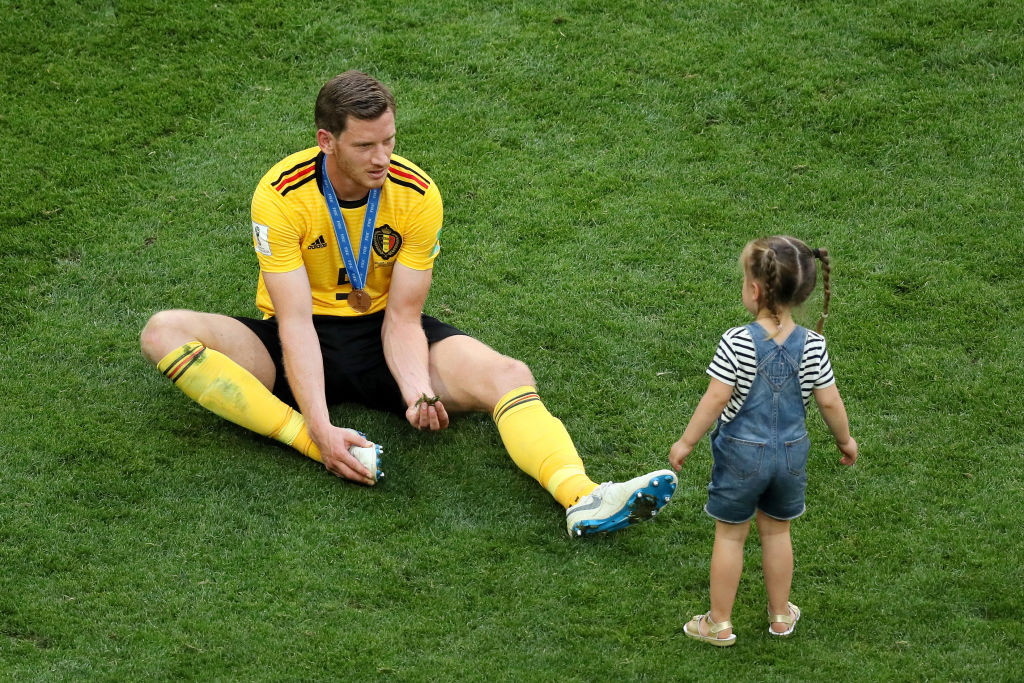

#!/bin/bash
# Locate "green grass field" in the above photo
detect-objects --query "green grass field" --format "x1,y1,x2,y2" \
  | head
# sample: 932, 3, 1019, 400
2, 0, 1022, 680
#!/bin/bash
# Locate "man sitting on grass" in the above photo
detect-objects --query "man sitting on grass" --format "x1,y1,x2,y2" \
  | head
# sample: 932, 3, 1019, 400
140, 70, 676, 537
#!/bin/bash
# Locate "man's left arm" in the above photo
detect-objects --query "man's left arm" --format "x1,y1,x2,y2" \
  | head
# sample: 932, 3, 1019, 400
382, 263, 449, 431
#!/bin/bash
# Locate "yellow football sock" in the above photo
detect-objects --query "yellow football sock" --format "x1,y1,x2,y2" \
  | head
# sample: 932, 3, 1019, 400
492, 386, 598, 508
157, 342, 322, 462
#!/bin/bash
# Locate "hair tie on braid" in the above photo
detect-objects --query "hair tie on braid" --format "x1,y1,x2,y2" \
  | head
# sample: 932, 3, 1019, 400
812, 248, 821, 259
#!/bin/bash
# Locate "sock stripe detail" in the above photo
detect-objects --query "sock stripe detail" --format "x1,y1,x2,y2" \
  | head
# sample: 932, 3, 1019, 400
493, 391, 540, 422
273, 410, 305, 447
546, 467, 585, 497
162, 344, 206, 383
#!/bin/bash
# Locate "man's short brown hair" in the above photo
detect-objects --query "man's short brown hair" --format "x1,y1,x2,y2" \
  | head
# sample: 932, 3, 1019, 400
315, 70, 396, 135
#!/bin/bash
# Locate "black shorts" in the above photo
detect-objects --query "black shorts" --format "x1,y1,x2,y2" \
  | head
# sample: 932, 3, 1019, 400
234, 310, 466, 414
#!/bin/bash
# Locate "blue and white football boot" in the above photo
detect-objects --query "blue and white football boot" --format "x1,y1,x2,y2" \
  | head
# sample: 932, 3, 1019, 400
566, 469, 677, 537
350, 438, 384, 485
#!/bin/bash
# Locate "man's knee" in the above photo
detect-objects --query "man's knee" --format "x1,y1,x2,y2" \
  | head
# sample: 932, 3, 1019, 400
494, 356, 535, 391
429, 337, 537, 410
140, 309, 194, 364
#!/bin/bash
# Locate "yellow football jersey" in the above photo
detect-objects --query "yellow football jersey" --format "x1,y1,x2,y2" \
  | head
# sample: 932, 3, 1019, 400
250, 147, 442, 317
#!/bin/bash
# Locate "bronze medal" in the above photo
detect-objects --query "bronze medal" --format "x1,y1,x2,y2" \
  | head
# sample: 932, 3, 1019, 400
348, 289, 372, 313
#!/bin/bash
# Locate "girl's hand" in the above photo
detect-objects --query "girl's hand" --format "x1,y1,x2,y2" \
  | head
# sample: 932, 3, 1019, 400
838, 437, 858, 466
669, 438, 694, 471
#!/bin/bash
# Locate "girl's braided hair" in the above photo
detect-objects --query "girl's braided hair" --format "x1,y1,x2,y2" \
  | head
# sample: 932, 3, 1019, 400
741, 235, 831, 334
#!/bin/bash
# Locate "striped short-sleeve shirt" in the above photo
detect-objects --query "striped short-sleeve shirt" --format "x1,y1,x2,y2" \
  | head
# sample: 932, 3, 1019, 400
707, 326, 835, 424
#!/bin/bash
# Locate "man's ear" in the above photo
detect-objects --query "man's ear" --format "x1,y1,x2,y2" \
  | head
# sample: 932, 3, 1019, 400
316, 129, 335, 155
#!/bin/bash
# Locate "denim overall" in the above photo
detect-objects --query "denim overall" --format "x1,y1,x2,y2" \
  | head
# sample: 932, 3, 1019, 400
706, 322, 810, 523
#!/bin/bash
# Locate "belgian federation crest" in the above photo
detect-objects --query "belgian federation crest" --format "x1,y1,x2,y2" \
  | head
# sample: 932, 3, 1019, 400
373, 224, 402, 260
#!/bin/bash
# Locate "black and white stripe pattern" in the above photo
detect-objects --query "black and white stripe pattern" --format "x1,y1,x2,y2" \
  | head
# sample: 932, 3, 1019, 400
706, 326, 835, 423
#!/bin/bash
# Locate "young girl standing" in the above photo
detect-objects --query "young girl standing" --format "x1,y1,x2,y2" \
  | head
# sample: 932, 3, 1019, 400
669, 235, 858, 647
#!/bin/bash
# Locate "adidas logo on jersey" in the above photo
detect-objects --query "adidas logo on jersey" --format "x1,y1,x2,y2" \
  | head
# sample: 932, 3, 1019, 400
307, 235, 327, 249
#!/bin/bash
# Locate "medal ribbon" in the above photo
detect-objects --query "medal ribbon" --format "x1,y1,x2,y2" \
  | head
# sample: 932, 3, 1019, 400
322, 159, 379, 294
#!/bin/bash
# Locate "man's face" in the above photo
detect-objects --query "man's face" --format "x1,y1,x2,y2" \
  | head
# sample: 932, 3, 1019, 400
320, 109, 396, 199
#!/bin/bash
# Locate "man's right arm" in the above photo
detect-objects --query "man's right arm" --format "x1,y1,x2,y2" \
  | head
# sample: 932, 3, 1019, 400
263, 267, 374, 484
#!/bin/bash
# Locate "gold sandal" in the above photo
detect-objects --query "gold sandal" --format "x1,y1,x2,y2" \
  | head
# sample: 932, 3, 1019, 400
767, 602, 801, 637
684, 612, 736, 647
